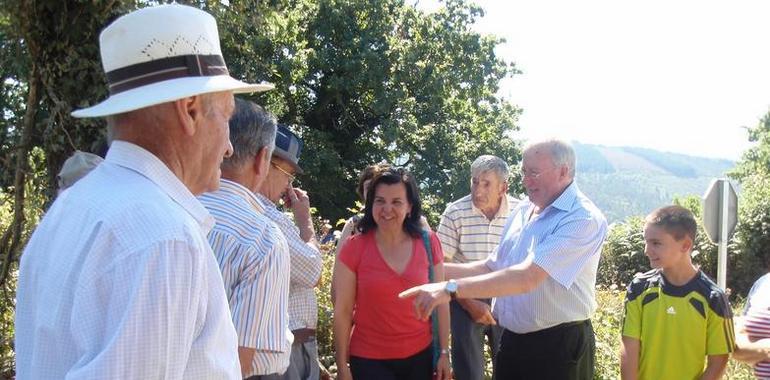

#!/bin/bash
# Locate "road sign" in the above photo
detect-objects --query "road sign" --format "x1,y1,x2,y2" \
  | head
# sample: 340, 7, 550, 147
701, 178, 738, 290
702, 179, 738, 244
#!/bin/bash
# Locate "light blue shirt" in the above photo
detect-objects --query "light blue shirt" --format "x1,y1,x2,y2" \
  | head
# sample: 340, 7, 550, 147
486, 181, 607, 333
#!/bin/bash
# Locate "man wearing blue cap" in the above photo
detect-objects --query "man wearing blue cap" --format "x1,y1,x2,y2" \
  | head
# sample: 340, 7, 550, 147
256, 126, 324, 380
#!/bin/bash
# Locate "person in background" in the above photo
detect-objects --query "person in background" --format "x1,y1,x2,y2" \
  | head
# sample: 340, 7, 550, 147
15, 4, 272, 378
333, 167, 451, 380
199, 99, 291, 379
620, 205, 733, 380
255, 126, 324, 380
400, 139, 607, 380
320, 222, 336, 245
436, 155, 517, 380
733, 271, 770, 379
56, 151, 104, 192
336, 163, 391, 253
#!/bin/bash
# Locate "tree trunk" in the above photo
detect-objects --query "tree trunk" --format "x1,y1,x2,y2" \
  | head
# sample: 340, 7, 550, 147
0, 62, 39, 286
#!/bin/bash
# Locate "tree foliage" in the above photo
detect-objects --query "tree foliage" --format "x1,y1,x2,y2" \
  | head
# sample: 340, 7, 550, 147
211, 0, 522, 223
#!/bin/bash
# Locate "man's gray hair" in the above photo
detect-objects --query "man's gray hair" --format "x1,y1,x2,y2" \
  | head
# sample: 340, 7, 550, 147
470, 155, 510, 182
222, 98, 277, 171
523, 138, 576, 178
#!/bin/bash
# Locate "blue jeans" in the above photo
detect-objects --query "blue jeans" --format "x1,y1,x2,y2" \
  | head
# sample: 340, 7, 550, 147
450, 299, 503, 380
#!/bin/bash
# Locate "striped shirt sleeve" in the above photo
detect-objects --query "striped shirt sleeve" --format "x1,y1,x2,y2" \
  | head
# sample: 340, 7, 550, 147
208, 226, 290, 352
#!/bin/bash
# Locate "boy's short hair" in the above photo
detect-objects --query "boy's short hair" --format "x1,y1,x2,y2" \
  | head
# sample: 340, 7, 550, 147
645, 205, 697, 242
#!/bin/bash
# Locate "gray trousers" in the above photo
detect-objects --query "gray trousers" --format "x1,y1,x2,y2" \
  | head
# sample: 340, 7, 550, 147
279, 339, 320, 380
450, 299, 503, 380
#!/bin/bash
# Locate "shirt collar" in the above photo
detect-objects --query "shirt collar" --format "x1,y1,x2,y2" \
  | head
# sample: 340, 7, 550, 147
106, 140, 214, 233
520, 181, 579, 216
253, 192, 277, 211
470, 194, 512, 219
546, 181, 579, 213
217, 179, 265, 213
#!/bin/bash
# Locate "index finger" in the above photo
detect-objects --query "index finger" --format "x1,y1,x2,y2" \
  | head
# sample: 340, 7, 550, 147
398, 286, 421, 299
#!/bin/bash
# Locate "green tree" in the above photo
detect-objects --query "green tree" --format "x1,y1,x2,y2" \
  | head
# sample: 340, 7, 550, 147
727, 110, 770, 293
212, 0, 522, 223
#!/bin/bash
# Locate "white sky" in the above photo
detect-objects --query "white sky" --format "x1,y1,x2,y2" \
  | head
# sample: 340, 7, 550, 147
418, 0, 770, 160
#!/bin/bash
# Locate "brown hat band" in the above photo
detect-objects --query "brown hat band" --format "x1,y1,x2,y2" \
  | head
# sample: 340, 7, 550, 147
105, 54, 229, 95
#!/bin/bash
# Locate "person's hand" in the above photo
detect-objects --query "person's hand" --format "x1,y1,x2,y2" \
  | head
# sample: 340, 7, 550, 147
398, 282, 450, 321
459, 299, 496, 325
435, 354, 452, 380
336, 363, 352, 380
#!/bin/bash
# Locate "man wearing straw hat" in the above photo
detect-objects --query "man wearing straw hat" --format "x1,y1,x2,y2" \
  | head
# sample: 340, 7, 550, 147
15, 4, 272, 379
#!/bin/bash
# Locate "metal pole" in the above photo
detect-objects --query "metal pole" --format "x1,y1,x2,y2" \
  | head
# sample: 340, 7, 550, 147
717, 180, 729, 290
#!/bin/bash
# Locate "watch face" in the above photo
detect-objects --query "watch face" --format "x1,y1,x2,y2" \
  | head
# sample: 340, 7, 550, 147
446, 280, 458, 293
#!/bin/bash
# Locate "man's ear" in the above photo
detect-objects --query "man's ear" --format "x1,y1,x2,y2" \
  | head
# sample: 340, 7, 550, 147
173, 95, 204, 136
253, 146, 271, 177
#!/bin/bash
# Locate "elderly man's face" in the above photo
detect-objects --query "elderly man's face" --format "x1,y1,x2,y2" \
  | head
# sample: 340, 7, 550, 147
261, 157, 297, 204
521, 148, 569, 209
198, 92, 234, 193
470, 170, 507, 214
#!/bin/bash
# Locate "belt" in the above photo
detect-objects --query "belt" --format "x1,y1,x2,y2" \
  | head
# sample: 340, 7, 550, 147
505, 319, 590, 337
291, 328, 316, 345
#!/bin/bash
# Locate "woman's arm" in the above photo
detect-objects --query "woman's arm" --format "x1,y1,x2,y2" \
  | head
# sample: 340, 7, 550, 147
333, 260, 356, 380
433, 262, 451, 380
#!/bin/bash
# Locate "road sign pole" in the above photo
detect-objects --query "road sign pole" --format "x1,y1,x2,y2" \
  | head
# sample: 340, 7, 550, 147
718, 180, 729, 290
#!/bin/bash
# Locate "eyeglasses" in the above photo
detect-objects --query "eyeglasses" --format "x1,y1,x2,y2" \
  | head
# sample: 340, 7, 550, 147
520, 167, 555, 180
271, 162, 295, 182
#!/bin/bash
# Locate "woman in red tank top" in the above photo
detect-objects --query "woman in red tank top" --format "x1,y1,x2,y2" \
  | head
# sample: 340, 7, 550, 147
333, 167, 451, 380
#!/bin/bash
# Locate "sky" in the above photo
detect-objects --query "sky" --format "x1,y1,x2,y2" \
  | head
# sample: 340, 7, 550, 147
418, 0, 770, 160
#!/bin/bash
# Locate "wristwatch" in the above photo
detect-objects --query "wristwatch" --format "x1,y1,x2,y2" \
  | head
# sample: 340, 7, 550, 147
445, 279, 458, 300
439, 348, 451, 356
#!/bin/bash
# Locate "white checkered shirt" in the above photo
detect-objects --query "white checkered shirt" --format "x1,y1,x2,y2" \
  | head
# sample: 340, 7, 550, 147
15, 141, 240, 379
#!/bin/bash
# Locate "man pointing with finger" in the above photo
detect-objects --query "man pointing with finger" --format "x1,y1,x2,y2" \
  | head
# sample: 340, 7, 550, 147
256, 125, 324, 380
436, 155, 517, 380
402, 139, 607, 380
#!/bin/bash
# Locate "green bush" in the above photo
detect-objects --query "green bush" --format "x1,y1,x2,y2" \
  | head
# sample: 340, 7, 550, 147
597, 196, 766, 298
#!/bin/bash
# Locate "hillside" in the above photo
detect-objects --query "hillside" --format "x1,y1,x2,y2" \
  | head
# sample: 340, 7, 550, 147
572, 142, 735, 223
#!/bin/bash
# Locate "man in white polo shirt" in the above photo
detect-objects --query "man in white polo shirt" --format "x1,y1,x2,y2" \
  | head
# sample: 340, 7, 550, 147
436, 155, 517, 380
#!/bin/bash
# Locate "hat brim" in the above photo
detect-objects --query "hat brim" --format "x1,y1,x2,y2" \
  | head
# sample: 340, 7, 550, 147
272, 151, 304, 175
71, 75, 274, 118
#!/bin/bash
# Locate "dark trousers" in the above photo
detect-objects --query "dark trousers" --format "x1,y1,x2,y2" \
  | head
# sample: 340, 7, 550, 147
450, 300, 503, 380
494, 320, 595, 380
349, 345, 433, 380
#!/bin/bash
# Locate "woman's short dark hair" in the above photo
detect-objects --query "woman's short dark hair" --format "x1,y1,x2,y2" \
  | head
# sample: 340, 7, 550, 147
357, 167, 423, 237
356, 163, 391, 200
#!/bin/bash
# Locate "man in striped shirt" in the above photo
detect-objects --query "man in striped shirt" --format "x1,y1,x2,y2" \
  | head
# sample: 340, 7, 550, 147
256, 126, 324, 380
401, 139, 608, 380
199, 99, 292, 379
437, 155, 517, 380
735, 273, 770, 379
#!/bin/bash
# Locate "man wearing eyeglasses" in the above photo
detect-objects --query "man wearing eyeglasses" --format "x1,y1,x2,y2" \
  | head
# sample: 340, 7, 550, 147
436, 155, 517, 380
256, 125, 324, 380
401, 139, 608, 380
